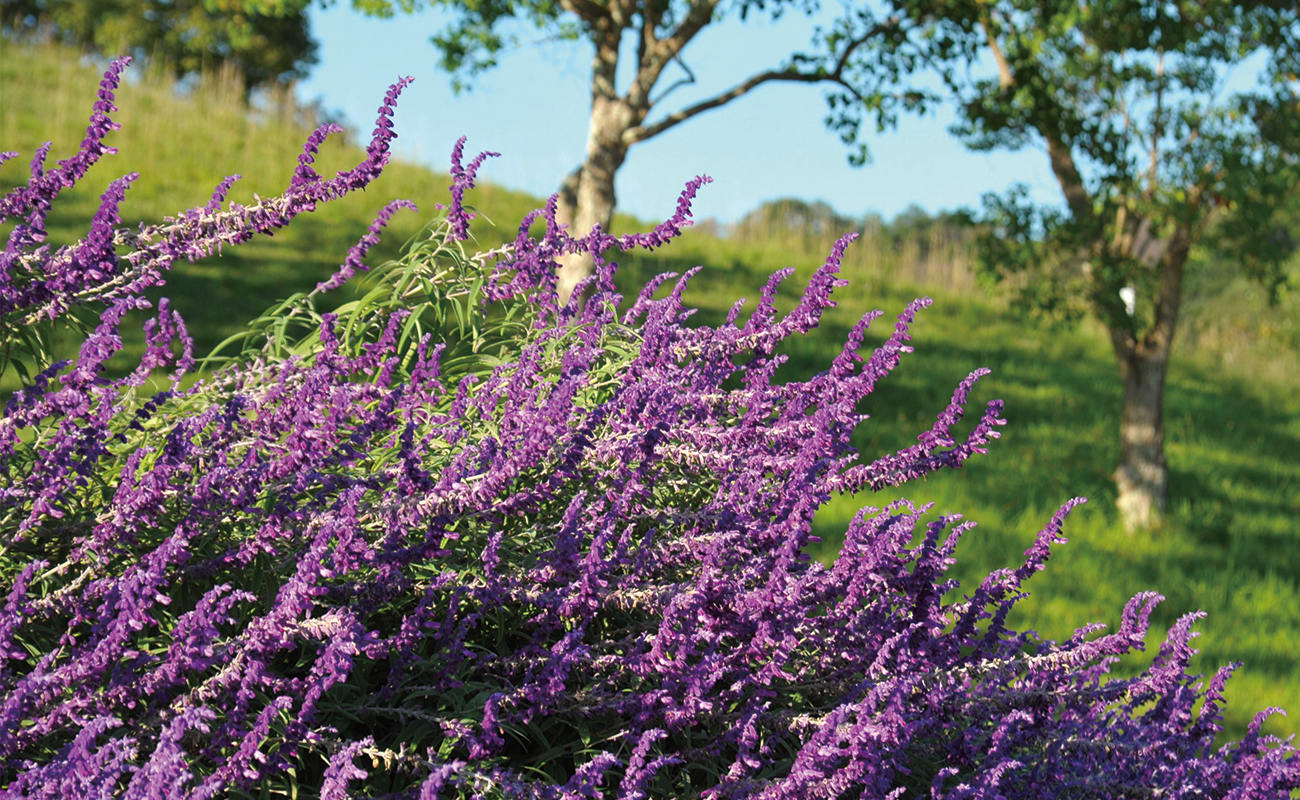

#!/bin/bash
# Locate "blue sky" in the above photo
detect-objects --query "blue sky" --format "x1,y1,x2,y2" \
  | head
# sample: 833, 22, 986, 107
295, 3, 1064, 225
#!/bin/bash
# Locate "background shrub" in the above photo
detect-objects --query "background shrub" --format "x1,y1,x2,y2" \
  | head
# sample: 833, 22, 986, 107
2, 59, 1299, 799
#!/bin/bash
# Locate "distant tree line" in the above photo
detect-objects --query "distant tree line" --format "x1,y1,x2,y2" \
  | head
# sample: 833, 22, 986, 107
733, 197, 972, 248
1, 0, 317, 94
726, 198, 980, 290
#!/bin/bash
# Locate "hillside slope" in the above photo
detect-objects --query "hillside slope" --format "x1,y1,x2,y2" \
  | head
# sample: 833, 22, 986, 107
0, 40, 575, 367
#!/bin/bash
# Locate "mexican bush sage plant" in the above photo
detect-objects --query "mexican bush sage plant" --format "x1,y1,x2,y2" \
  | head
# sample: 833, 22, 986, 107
1, 59, 1298, 799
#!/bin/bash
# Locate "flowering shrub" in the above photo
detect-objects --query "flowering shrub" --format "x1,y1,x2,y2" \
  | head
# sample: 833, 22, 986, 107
1, 59, 1299, 799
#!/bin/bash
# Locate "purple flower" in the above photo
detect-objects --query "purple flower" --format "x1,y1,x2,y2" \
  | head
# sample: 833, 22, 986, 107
1, 58, 1297, 800
319, 738, 372, 800
447, 136, 500, 241
316, 198, 419, 293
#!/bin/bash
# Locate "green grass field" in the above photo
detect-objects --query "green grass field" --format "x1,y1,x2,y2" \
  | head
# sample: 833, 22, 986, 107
3, 40, 1299, 744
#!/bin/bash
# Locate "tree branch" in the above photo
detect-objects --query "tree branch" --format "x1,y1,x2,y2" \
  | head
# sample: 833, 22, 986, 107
558, 0, 609, 28
1143, 223, 1191, 355
980, 10, 1014, 89
623, 67, 842, 145
626, 0, 721, 109
609, 0, 638, 30
1148, 48, 1164, 200
635, 0, 659, 77
1045, 134, 1093, 223
624, 17, 895, 145
651, 54, 697, 106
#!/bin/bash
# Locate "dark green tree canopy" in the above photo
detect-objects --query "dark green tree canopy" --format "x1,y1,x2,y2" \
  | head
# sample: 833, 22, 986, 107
2, 0, 318, 91
806, 0, 1299, 529
816, 0, 1300, 326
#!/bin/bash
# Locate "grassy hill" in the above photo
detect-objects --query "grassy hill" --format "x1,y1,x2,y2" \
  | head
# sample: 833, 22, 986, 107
3, 39, 1299, 743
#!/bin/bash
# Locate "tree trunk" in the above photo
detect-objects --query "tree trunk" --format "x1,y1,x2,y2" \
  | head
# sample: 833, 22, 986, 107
1112, 341, 1171, 531
1041, 127, 1201, 532
1107, 224, 1191, 531
555, 126, 626, 306
546, 0, 803, 306
555, 19, 638, 308
555, 165, 581, 231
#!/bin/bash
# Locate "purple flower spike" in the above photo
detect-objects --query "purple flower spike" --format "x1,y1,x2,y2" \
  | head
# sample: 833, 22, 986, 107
316, 198, 419, 293
291, 123, 345, 192
319, 738, 372, 800
205, 174, 241, 213
447, 136, 500, 241
58, 56, 130, 183
330, 76, 414, 192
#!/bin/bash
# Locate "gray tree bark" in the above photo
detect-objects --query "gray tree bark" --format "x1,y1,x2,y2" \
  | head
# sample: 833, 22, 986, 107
547, 0, 861, 306
556, 93, 632, 306
553, 10, 643, 306
1106, 224, 1191, 531
1112, 343, 1171, 531
1042, 128, 1196, 531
